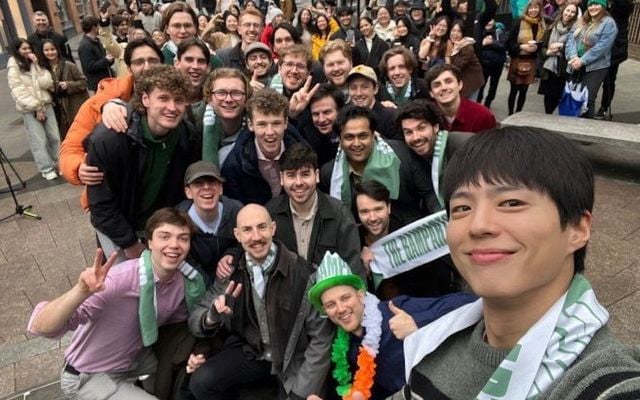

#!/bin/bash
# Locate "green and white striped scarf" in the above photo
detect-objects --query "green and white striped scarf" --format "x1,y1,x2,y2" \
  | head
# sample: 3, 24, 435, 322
385, 78, 412, 105
138, 250, 206, 347
404, 274, 609, 399
329, 135, 401, 207
269, 73, 284, 94
431, 130, 449, 209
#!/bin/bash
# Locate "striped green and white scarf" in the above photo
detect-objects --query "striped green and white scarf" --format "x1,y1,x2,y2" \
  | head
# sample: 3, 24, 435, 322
404, 274, 609, 399
138, 250, 206, 347
269, 73, 284, 94
385, 78, 412, 105
431, 130, 448, 209
329, 135, 401, 207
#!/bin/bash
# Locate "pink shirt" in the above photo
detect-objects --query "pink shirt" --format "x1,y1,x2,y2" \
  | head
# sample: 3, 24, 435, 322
27, 259, 188, 373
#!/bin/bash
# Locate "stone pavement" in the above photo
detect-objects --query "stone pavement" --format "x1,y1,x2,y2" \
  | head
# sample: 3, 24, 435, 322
0, 49, 639, 398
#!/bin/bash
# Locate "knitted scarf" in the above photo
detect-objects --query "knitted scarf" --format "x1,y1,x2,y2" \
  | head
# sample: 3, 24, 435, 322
518, 15, 545, 46
329, 135, 400, 207
138, 250, 206, 347
385, 78, 412, 105
202, 104, 221, 167
543, 21, 571, 74
404, 274, 608, 399
162, 40, 178, 63
431, 130, 449, 208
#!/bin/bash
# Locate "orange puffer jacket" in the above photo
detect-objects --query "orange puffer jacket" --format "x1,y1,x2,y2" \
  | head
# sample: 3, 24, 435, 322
59, 74, 134, 210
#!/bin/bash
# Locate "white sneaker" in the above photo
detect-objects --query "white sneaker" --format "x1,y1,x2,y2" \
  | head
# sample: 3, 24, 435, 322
41, 170, 58, 181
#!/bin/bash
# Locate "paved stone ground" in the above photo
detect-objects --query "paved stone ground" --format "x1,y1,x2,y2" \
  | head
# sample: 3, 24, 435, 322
0, 38, 639, 398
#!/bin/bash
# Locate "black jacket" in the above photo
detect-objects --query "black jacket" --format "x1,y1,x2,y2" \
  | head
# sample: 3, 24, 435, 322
353, 35, 390, 75
28, 30, 73, 63
266, 190, 365, 278
319, 139, 437, 226
176, 196, 242, 285
85, 111, 199, 248
78, 35, 114, 91
221, 125, 307, 205
609, 0, 633, 63
371, 101, 401, 140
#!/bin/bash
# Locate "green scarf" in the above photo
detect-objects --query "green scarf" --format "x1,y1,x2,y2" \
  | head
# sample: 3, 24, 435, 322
138, 250, 206, 347
202, 104, 221, 167
329, 136, 401, 207
385, 78, 412, 105
431, 130, 449, 209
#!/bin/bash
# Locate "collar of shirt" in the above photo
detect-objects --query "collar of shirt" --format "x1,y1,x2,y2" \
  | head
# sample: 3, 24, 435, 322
289, 190, 319, 222
188, 202, 224, 234
246, 242, 279, 276
255, 139, 285, 162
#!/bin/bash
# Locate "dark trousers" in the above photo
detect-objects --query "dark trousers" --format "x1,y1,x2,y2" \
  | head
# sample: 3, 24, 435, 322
600, 61, 621, 109
508, 82, 530, 115
186, 342, 275, 400
581, 68, 608, 118
478, 62, 503, 107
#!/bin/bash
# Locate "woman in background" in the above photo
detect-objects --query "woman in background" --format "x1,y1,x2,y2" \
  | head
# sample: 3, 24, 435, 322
538, 4, 579, 113
505, 0, 546, 114
7, 38, 60, 180
565, 0, 617, 118
39, 39, 89, 140
447, 18, 485, 100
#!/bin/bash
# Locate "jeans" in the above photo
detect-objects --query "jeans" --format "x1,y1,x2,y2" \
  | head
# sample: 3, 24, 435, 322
22, 105, 60, 174
478, 62, 503, 107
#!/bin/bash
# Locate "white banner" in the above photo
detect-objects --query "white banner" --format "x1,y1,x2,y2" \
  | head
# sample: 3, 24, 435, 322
369, 211, 450, 279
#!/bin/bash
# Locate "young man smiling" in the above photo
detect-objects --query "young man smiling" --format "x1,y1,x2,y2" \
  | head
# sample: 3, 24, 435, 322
425, 64, 496, 133
27, 208, 206, 399
86, 65, 199, 264
221, 88, 306, 205
378, 47, 429, 107
396, 127, 640, 399
305, 252, 475, 400
266, 144, 365, 277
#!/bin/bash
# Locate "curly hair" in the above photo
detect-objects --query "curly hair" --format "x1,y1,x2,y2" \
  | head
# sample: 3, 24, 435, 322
246, 88, 289, 120
133, 64, 191, 113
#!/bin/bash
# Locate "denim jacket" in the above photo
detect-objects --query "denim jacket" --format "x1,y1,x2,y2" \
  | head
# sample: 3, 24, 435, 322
565, 16, 617, 72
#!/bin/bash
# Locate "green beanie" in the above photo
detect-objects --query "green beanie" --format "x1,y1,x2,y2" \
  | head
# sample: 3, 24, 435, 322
588, 0, 607, 8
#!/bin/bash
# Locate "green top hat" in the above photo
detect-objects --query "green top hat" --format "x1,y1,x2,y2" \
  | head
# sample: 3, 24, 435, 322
308, 252, 366, 313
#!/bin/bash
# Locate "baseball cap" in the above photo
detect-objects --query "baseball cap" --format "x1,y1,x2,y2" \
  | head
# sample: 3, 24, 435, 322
347, 65, 377, 84
184, 160, 225, 185
244, 42, 272, 60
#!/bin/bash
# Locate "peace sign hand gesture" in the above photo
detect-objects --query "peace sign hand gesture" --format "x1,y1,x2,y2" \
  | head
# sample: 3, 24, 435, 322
289, 76, 320, 118
205, 281, 243, 326
78, 248, 118, 294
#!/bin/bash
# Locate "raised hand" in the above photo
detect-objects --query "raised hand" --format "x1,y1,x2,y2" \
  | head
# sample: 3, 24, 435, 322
388, 300, 418, 340
249, 69, 265, 91
78, 248, 118, 293
212, 281, 243, 316
289, 76, 320, 117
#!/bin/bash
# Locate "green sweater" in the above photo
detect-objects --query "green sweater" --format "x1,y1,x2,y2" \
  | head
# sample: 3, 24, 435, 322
392, 321, 640, 400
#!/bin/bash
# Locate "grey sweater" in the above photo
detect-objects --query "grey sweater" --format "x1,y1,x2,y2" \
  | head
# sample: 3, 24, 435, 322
391, 320, 640, 399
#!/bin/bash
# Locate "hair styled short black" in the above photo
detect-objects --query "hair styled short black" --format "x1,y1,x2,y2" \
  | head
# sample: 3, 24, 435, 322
309, 83, 346, 109
395, 99, 442, 132
280, 143, 319, 171
124, 37, 163, 67
442, 126, 594, 273
335, 105, 377, 137
355, 180, 391, 205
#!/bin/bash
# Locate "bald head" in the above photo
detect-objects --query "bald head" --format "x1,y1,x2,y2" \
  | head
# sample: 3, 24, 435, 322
234, 204, 276, 263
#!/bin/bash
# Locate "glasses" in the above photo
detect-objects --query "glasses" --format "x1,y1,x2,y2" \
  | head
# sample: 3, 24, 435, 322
241, 22, 262, 29
169, 22, 195, 31
212, 90, 246, 101
130, 57, 162, 67
282, 62, 308, 71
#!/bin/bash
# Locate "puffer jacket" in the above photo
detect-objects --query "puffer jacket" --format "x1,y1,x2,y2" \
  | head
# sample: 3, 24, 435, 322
59, 74, 134, 194
7, 57, 54, 114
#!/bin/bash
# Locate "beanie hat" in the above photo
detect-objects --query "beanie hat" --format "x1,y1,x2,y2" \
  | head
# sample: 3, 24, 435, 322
587, 0, 607, 7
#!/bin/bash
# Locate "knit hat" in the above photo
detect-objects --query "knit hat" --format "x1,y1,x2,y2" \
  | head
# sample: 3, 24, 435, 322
587, 0, 607, 7
308, 252, 365, 312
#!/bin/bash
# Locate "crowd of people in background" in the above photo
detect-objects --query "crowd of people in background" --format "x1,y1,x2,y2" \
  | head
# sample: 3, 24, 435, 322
4, 0, 638, 398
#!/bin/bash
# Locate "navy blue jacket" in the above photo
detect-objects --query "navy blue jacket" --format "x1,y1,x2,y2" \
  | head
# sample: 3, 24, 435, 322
221, 125, 307, 205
